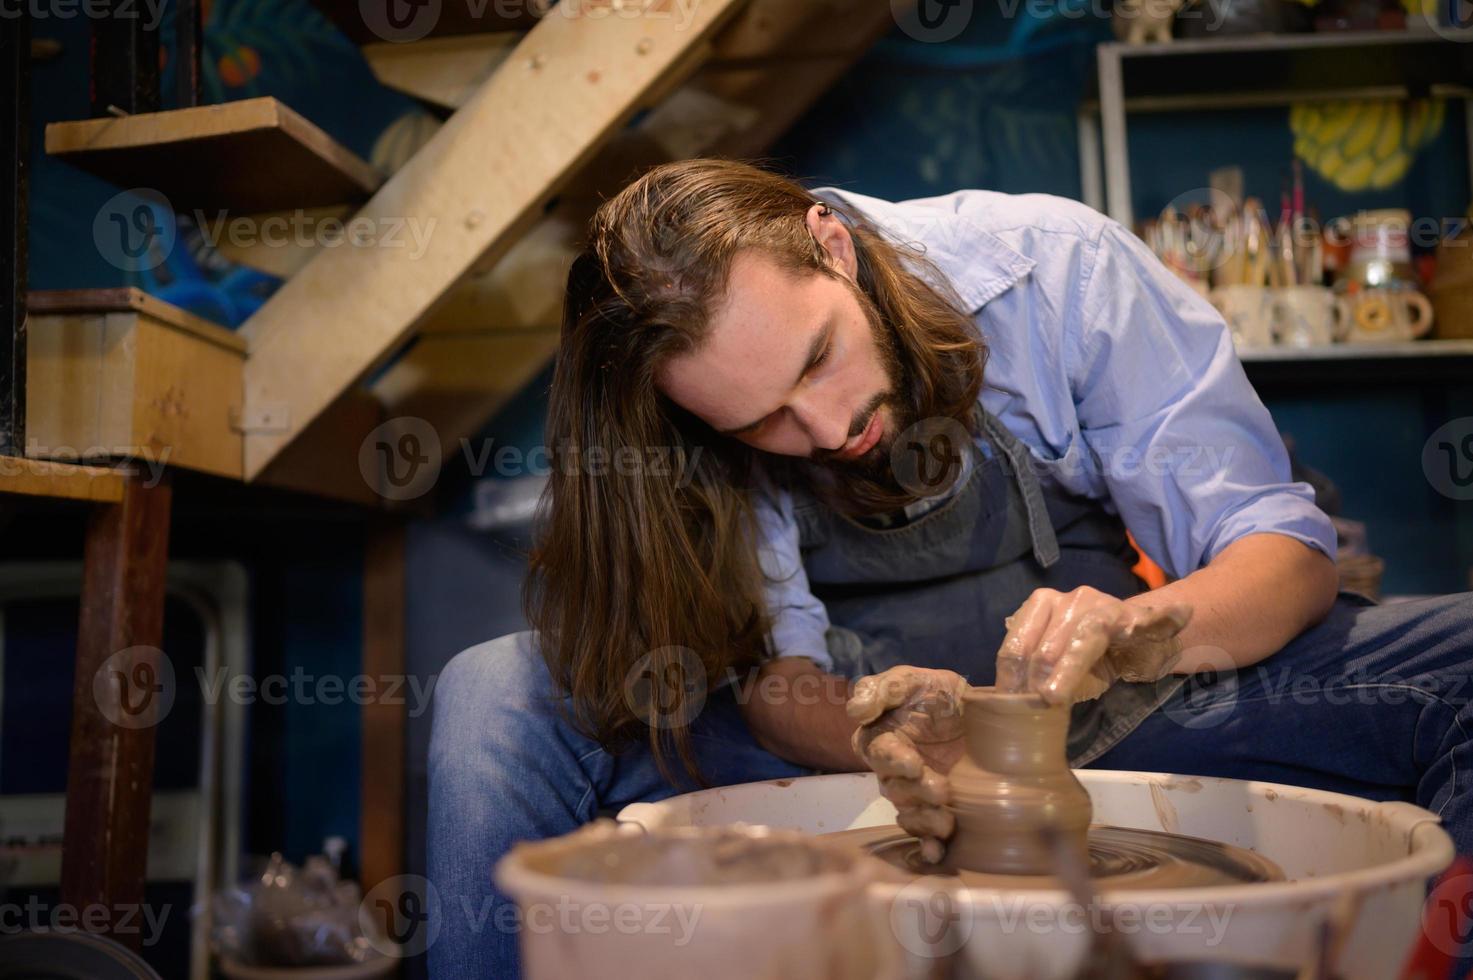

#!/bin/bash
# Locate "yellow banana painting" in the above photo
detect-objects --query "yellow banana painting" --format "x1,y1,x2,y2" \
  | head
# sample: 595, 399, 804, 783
1290, 99, 1446, 191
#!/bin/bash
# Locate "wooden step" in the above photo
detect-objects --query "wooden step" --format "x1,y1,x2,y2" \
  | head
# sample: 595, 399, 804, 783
0, 457, 126, 503
362, 0, 886, 113
246, 1, 893, 464
26, 288, 390, 505
363, 33, 522, 112
26, 288, 246, 480
45, 98, 382, 213
238, 0, 750, 480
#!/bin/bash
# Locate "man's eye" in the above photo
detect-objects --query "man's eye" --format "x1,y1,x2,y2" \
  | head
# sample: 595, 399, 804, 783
811, 345, 831, 370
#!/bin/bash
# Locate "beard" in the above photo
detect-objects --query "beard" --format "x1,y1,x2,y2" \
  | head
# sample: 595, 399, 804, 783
798, 286, 925, 516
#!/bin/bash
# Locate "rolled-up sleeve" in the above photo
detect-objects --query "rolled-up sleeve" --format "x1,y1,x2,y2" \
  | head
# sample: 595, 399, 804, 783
752, 481, 836, 672
1070, 223, 1336, 579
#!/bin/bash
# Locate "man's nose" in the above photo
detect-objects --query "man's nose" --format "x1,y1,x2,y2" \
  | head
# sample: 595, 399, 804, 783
790, 391, 850, 453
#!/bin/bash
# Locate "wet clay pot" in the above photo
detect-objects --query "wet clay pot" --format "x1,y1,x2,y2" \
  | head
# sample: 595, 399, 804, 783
943, 688, 1093, 875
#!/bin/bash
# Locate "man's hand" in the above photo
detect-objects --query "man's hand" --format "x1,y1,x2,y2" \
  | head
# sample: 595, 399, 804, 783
995, 586, 1193, 705
846, 666, 970, 863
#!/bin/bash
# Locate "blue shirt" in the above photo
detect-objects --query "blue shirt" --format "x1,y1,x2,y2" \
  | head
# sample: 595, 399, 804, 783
756, 187, 1337, 671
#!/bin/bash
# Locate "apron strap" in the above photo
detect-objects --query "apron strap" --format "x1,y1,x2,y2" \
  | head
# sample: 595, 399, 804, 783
978, 409, 1061, 569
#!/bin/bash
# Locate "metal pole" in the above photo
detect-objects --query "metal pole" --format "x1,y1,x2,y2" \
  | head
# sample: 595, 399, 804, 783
175, 0, 202, 108
1098, 43, 1133, 229
0, 14, 28, 458
90, 0, 161, 116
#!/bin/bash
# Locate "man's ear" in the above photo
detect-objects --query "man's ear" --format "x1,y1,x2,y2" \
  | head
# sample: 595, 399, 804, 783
805, 203, 858, 280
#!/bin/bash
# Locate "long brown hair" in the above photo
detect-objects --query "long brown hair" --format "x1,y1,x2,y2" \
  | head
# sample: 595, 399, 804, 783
525, 159, 985, 783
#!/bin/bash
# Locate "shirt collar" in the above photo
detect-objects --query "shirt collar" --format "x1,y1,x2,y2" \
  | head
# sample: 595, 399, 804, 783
812, 186, 1034, 313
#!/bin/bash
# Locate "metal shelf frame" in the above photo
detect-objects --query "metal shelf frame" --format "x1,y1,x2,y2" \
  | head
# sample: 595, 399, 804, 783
1078, 27, 1473, 227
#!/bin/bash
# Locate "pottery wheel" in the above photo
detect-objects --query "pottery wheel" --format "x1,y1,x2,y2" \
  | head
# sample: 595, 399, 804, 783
822, 824, 1284, 890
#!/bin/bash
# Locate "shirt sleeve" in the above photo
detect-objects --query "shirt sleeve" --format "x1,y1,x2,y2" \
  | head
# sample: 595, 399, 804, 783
751, 478, 836, 672
1069, 222, 1337, 579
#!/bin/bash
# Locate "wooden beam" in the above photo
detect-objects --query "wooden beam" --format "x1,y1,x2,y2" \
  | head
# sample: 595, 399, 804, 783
0, 456, 127, 503
255, 387, 384, 507
61, 470, 172, 950
360, 519, 406, 894
239, 0, 750, 480
46, 97, 382, 212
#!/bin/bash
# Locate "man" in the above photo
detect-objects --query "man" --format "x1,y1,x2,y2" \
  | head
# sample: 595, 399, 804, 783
428, 159, 1473, 976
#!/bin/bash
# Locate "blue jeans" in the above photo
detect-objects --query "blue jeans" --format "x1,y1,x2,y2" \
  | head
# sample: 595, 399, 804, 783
427, 593, 1473, 978
426, 631, 812, 978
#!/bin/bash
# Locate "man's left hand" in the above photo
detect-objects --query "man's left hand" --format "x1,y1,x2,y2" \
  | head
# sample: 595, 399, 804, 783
995, 586, 1193, 705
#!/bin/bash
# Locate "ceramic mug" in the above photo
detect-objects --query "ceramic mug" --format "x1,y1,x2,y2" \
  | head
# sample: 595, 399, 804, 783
1209, 284, 1274, 350
1342, 287, 1434, 344
1271, 285, 1351, 348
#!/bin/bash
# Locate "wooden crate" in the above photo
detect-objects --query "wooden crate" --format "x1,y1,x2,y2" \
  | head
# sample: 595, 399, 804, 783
26, 289, 246, 479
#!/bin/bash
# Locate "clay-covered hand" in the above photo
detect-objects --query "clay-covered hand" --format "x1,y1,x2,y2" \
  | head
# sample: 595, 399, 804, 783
995, 586, 1193, 705
846, 666, 970, 863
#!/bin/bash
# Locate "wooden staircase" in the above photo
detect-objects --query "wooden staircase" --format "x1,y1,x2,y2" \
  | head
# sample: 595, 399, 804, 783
31, 0, 901, 501
17, 2, 904, 962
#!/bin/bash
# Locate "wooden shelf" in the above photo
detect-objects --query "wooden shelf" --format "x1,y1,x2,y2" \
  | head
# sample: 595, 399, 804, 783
45, 97, 382, 213
1088, 26, 1473, 226
1240, 337, 1473, 385
0, 457, 126, 503
1098, 27, 1473, 103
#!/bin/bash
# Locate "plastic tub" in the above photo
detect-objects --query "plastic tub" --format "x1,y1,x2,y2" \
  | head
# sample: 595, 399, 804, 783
494, 822, 899, 979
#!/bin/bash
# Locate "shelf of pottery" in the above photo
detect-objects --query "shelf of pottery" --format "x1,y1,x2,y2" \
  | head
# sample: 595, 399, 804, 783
1141, 190, 1473, 363
1078, 27, 1473, 365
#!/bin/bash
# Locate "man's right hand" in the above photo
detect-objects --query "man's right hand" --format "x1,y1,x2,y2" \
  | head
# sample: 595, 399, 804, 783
846, 666, 970, 863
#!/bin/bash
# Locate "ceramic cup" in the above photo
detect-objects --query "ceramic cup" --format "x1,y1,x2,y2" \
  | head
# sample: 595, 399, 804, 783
1209, 284, 1274, 350
1271, 285, 1351, 348
1343, 287, 1434, 344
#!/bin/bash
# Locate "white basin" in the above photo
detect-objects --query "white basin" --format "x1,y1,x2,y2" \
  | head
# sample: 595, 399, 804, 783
618, 770, 1454, 979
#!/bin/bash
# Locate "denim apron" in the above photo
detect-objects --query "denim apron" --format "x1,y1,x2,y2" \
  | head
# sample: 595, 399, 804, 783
793, 406, 1187, 765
